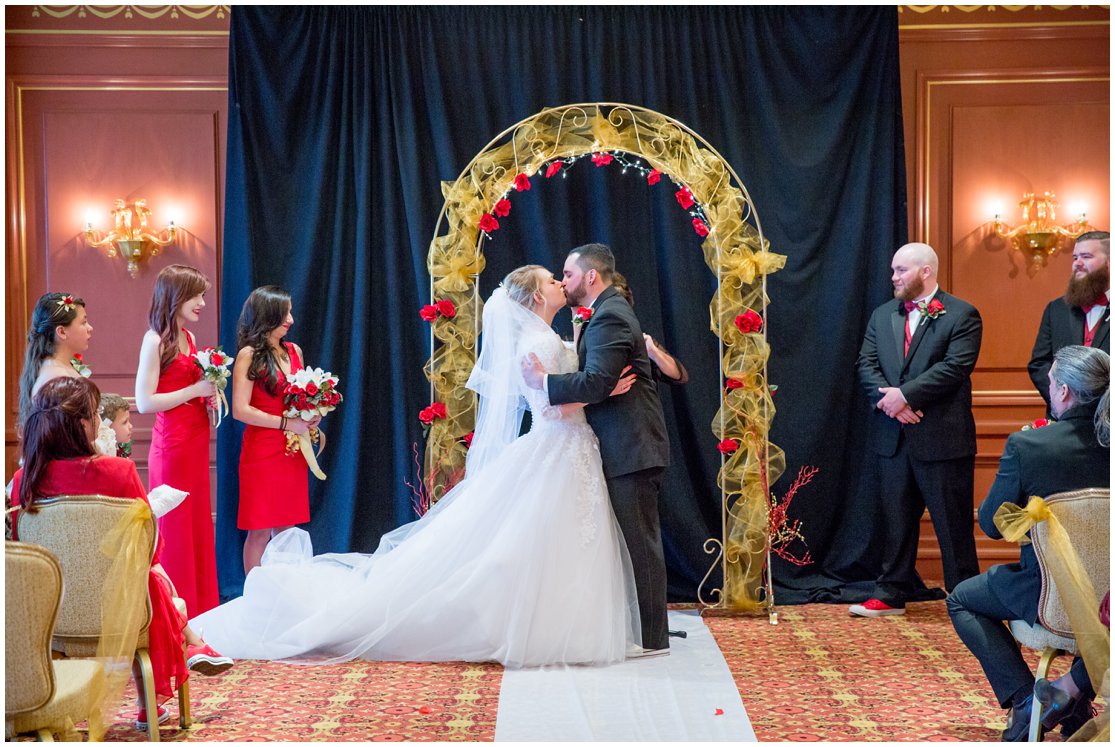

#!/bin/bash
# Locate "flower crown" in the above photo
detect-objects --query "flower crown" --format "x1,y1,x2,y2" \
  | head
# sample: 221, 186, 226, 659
56, 294, 78, 314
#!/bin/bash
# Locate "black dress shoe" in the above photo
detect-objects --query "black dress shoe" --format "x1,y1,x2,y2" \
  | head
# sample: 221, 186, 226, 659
1034, 677, 1090, 733
1058, 697, 1097, 738
1001, 695, 1033, 742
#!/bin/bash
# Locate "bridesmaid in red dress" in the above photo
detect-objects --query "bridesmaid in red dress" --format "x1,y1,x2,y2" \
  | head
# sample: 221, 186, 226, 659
11, 377, 230, 730
135, 265, 219, 616
232, 286, 320, 573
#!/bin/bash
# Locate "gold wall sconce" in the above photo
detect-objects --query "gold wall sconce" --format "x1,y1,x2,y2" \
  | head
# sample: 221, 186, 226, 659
993, 191, 1089, 269
84, 198, 177, 278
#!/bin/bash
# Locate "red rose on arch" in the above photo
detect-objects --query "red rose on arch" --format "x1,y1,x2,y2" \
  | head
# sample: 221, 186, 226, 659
545, 161, 562, 178
493, 198, 511, 217
734, 309, 763, 335
717, 438, 739, 455
418, 406, 434, 425
692, 218, 710, 237
435, 299, 456, 318
591, 152, 614, 167
429, 402, 447, 419
675, 186, 695, 209
725, 378, 744, 390
478, 213, 499, 233
513, 173, 531, 192
461, 432, 474, 448
647, 169, 662, 185
419, 305, 438, 322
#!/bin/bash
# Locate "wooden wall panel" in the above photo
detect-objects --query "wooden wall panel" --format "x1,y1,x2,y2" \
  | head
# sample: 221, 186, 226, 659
900, 13, 1110, 581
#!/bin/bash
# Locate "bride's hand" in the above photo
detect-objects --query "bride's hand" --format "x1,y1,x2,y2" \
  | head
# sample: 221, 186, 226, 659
609, 366, 635, 397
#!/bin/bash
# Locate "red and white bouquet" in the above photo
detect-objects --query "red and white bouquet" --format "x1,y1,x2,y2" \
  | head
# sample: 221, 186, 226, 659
283, 367, 342, 480
193, 346, 232, 426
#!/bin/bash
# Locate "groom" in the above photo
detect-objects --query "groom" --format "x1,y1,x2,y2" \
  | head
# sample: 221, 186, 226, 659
521, 243, 671, 655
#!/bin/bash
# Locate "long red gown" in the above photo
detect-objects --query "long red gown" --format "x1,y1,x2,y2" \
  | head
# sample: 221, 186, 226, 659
238, 342, 310, 530
11, 457, 188, 704
147, 330, 219, 615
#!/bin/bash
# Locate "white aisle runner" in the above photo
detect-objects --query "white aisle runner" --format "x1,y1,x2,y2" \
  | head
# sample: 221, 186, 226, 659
495, 610, 755, 741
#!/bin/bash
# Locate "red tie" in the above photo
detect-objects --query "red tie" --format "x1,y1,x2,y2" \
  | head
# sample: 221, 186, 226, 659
1082, 293, 1109, 315
903, 301, 917, 355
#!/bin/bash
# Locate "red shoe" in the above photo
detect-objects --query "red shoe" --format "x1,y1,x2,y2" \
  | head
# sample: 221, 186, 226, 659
135, 704, 170, 730
186, 643, 234, 676
849, 599, 905, 617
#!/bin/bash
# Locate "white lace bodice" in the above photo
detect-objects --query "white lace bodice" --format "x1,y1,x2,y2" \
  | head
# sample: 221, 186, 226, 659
517, 330, 585, 426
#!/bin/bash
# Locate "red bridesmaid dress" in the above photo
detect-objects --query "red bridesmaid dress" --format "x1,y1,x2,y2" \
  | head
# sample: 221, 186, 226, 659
147, 330, 219, 615
238, 341, 310, 530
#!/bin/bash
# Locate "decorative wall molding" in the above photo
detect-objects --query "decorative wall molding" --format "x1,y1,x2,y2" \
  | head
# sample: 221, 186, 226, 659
31, 5, 229, 21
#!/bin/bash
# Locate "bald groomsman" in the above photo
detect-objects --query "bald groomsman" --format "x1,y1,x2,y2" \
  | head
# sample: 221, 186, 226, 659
852, 242, 983, 617
1028, 230, 1110, 415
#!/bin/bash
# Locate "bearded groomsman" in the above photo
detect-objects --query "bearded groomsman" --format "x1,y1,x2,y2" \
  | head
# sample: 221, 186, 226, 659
852, 242, 983, 617
1028, 231, 1110, 415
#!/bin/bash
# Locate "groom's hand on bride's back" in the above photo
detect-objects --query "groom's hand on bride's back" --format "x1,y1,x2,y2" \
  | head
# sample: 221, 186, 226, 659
521, 353, 546, 390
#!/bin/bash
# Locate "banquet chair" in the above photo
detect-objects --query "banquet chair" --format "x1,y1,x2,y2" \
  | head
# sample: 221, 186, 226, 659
17, 496, 192, 741
5, 541, 106, 741
1007, 488, 1109, 742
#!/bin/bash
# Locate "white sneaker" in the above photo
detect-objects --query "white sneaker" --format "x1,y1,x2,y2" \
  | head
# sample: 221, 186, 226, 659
625, 644, 670, 660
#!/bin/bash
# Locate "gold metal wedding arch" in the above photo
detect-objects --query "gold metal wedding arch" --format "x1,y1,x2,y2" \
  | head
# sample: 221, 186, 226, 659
422, 102, 786, 615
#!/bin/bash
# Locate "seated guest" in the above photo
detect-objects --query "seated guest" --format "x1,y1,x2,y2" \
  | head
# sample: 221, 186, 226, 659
10, 377, 233, 730
947, 346, 1109, 741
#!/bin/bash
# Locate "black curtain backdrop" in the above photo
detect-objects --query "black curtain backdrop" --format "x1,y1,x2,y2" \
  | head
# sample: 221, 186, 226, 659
217, 6, 909, 605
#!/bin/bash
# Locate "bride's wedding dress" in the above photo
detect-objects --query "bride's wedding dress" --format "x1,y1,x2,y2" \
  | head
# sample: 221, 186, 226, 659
193, 299, 640, 668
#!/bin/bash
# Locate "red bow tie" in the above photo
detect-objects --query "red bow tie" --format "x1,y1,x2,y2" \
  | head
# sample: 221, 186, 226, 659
1083, 294, 1109, 314
903, 301, 918, 313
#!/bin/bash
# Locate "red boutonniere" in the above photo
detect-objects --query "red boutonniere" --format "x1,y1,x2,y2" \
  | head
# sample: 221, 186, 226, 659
734, 309, 763, 335
478, 213, 500, 233
513, 173, 531, 192
493, 198, 512, 217
1021, 418, 1050, 431
591, 152, 614, 167
717, 438, 739, 455
675, 186, 695, 209
545, 161, 562, 178
919, 298, 946, 319
70, 353, 92, 378
647, 169, 662, 185
572, 307, 593, 327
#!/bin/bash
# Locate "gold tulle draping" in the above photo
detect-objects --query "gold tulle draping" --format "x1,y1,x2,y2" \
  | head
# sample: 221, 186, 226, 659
994, 497, 1110, 741
90, 500, 154, 740
424, 105, 785, 607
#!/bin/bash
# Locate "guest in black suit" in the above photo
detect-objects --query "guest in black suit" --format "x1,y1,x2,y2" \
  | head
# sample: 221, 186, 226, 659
852, 242, 983, 617
522, 244, 672, 655
947, 346, 1110, 741
1028, 231, 1109, 414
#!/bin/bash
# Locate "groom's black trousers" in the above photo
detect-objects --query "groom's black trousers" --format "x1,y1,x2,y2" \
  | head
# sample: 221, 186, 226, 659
606, 466, 669, 651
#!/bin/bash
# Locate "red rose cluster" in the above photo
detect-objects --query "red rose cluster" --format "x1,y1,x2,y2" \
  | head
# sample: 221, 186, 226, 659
285, 380, 341, 410
420, 299, 457, 322
419, 402, 448, 425
734, 309, 763, 335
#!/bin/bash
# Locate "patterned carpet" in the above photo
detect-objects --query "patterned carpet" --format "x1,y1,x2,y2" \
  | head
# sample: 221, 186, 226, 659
42, 600, 1088, 741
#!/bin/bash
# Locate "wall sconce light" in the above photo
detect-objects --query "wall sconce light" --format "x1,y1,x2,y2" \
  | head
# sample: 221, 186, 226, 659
84, 198, 177, 278
993, 191, 1089, 269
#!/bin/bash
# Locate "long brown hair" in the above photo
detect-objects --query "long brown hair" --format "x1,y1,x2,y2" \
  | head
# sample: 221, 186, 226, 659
147, 264, 210, 371
18, 292, 86, 429
236, 286, 292, 395
19, 377, 100, 512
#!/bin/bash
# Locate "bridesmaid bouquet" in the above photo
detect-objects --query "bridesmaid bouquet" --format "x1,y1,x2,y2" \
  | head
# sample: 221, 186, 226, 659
283, 367, 343, 480
193, 347, 232, 427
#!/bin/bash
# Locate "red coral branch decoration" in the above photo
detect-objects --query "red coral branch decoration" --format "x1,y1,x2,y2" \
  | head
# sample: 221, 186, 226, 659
768, 465, 818, 567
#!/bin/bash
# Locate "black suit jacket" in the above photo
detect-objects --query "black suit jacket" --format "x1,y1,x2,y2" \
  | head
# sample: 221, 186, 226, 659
856, 291, 983, 461
1028, 298, 1110, 409
548, 286, 670, 478
976, 404, 1110, 625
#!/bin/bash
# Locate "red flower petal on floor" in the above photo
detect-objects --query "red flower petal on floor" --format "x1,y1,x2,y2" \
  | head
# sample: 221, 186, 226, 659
675, 186, 695, 209
478, 213, 499, 233
714, 708, 724, 716
493, 198, 511, 217
417, 706, 434, 714
693, 218, 709, 237
647, 169, 662, 185
514, 173, 531, 191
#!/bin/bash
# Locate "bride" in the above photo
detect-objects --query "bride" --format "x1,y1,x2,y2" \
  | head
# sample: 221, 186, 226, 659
193, 265, 641, 667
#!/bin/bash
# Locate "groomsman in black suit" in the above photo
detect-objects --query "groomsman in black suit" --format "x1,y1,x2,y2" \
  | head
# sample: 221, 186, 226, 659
852, 242, 983, 617
1028, 231, 1110, 415
521, 243, 672, 655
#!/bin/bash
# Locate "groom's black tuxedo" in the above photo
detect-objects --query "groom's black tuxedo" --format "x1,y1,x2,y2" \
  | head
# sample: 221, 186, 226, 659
856, 290, 983, 602
548, 285, 670, 649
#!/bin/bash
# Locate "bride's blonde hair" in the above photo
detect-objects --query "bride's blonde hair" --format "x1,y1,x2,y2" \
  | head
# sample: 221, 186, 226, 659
501, 265, 546, 308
